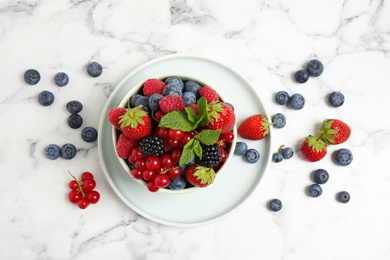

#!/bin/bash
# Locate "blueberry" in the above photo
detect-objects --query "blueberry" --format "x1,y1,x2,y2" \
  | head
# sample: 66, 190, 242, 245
183, 80, 201, 96
182, 92, 196, 106
54, 72, 69, 86
271, 113, 286, 128
307, 184, 322, 197
329, 91, 345, 107
44, 144, 61, 160
337, 191, 350, 203
24, 69, 40, 85
313, 169, 329, 184
165, 76, 184, 90
282, 147, 294, 159
272, 152, 283, 163
134, 96, 149, 112
335, 148, 353, 166
268, 198, 282, 212
38, 91, 55, 106
245, 149, 260, 163
61, 143, 77, 159
288, 93, 305, 110
294, 69, 309, 83
234, 142, 248, 156
274, 91, 290, 105
87, 62, 103, 77
81, 127, 98, 142
68, 114, 83, 129
168, 176, 187, 190
66, 100, 83, 114
148, 93, 163, 111
162, 83, 182, 96
130, 94, 142, 108
306, 59, 324, 77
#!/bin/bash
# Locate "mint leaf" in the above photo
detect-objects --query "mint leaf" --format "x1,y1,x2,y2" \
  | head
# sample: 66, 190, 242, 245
159, 111, 197, 131
180, 139, 196, 165
185, 107, 198, 123
197, 97, 210, 126
193, 139, 202, 158
195, 129, 221, 145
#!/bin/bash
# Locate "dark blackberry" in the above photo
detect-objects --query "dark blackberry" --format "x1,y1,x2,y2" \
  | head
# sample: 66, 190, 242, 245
199, 144, 222, 167
139, 136, 164, 156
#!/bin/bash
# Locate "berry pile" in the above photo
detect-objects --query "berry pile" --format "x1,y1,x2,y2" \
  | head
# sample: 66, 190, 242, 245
108, 76, 236, 192
68, 171, 100, 209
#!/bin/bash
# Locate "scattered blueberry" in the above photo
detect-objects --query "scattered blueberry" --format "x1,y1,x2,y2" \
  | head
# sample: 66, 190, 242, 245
274, 91, 290, 105
165, 76, 184, 90
335, 148, 353, 166
148, 93, 163, 111
294, 69, 309, 83
81, 127, 98, 142
61, 143, 77, 159
134, 96, 149, 112
68, 114, 83, 129
245, 149, 260, 163
307, 184, 322, 197
44, 144, 61, 160
130, 94, 142, 108
168, 176, 187, 190
38, 91, 55, 106
313, 169, 329, 184
329, 91, 345, 107
306, 59, 324, 77
24, 69, 41, 85
288, 93, 305, 110
183, 80, 201, 96
87, 62, 103, 77
182, 92, 196, 106
162, 83, 182, 96
54, 72, 69, 86
281, 147, 294, 159
268, 198, 282, 212
271, 113, 286, 128
337, 191, 350, 203
272, 152, 283, 163
234, 142, 248, 156
66, 100, 83, 114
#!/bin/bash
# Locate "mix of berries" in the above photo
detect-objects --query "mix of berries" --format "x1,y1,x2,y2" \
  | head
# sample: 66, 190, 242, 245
68, 171, 100, 209
108, 76, 236, 192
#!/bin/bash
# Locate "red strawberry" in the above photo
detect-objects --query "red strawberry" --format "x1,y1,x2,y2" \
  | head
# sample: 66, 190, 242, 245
206, 102, 235, 134
116, 133, 138, 159
199, 86, 220, 103
237, 114, 271, 140
319, 119, 351, 145
159, 95, 186, 114
119, 106, 152, 141
108, 107, 126, 130
143, 79, 166, 96
185, 165, 215, 188
300, 135, 327, 162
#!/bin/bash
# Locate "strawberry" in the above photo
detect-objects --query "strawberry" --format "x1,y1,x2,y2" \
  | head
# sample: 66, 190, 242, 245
300, 135, 327, 162
108, 107, 126, 130
206, 102, 236, 134
237, 114, 271, 140
116, 133, 138, 159
199, 86, 220, 103
319, 119, 351, 145
119, 105, 152, 141
143, 78, 166, 96
185, 165, 215, 188
159, 95, 186, 114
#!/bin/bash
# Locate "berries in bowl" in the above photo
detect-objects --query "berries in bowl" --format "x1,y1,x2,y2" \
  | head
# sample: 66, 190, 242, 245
108, 74, 237, 193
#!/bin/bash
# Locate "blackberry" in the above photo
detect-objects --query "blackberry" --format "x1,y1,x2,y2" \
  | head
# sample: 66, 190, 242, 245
199, 144, 222, 167
139, 136, 164, 156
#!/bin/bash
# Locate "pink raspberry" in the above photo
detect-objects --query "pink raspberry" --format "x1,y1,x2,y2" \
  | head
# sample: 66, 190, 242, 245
143, 79, 166, 96
199, 86, 220, 103
116, 133, 138, 159
159, 95, 186, 114
108, 107, 126, 130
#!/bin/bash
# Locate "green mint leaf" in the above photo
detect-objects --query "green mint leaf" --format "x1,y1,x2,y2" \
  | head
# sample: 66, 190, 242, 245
197, 97, 210, 126
193, 139, 202, 158
159, 111, 197, 131
195, 129, 221, 145
185, 107, 198, 123
179, 139, 196, 166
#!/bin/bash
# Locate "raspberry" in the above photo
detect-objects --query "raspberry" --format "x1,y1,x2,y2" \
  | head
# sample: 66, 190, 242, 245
143, 79, 166, 96
116, 133, 138, 159
199, 86, 219, 103
159, 95, 186, 114
108, 107, 126, 130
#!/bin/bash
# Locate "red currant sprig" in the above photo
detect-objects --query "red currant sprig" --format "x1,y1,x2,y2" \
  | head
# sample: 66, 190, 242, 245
68, 171, 100, 209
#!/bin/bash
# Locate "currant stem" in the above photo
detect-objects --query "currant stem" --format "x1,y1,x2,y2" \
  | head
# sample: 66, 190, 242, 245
68, 171, 86, 198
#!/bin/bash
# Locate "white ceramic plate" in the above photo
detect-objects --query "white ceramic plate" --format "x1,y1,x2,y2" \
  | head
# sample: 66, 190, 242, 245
98, 54, 271, 227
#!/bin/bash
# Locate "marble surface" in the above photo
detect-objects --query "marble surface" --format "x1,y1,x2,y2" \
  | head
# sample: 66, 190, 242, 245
1, 0, 390, 259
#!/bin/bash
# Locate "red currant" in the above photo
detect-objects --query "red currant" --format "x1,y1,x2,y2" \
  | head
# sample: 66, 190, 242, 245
131, 147, 144, 159
168, 138, 180, 148
135, 159, 146, 170
68, 190, 82, 203
160, 154, 174, 168
155, 127, 168, 139
87, 190, 100, 204
69, 180, 79, 191
220, 148, 228, 162
81, 171, 94, 181
171, 148, 182, 162
167, 167, 182, 179
154, 174, 170, 188
147, 181, 160, 192
83, 178, 96, 192
78, 198, 90, 209
168, 129, 184, 140
153, 111, 164, 122
131, 168, 143, 179
146, 156, 161, 171
180, 132, 193, 146
142, 169, 156, 181
221, 132, 234, 143
128, 155, 138, 164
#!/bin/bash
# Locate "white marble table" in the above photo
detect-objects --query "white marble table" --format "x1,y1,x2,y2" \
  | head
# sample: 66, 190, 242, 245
1, 0, 390, 259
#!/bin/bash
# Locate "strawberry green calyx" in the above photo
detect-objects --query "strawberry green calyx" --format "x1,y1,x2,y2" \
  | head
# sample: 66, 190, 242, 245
206, 101, 225, 124
193, 166, 216, 185
119, 105, 147, 128
318, 119, 338, 144
261, 115, 271, 137
306, 135, 327, 152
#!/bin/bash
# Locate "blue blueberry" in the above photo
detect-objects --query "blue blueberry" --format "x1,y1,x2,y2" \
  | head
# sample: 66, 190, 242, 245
329, 91, 345, 107
275, 91, 290, 105
335, 148, 353, 166
182, 91, 196, 106
134, 95, 149, 112
245, 149, 260, 163
272, 152, 283, 163
162, 83, 182, 96
288, 93, 305, 110
184, 80, 201, 96
307, 184, 322, 197
337, 191, 350, 203
87, 62, 103, 77
130, 94, 142, 108
24, 69, 40, 85
234, 142, 248, 156
44, 144, 61, 160
168, 176, 187, 190
68, 114, 83, 129
313, 169, 329, 184
165, 76, 184, 90
268, 198, 282, 212
81, 127, 98, 142
306, 59, 324, 77
66, 100, 83, 114
271, 113, 286, 128
38, 91, 55, 106
282, 147, 294, 159
61, 143, 77, 159
148, 93, 163, 111
294, 69, 309, 83
54, 72, 69, 86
